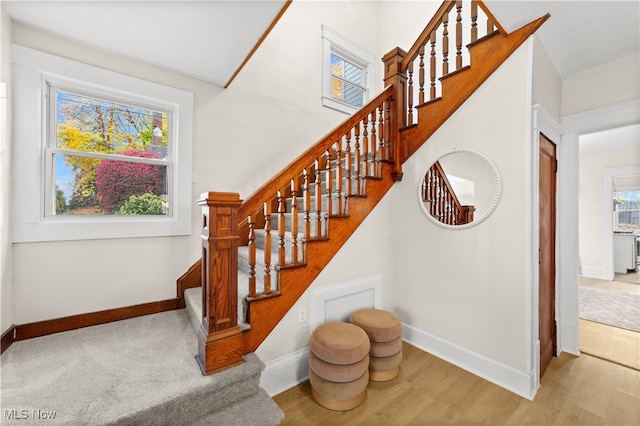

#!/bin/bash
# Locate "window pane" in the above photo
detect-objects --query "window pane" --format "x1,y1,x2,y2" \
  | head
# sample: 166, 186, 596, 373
54, 152, 168, 216
330, 53, 343, 78
56, 91, 169, 159
331, 76, 343, 103
343, 61, 363, 85
343, 82, 364, 107
616, 190, 640, 232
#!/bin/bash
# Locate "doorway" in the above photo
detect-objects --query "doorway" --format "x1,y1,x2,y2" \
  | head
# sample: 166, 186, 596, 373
539, 134, 557, 377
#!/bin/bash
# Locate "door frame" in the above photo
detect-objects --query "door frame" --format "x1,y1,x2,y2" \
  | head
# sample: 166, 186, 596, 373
531, 104, 562, 390
557, 99, 639, 355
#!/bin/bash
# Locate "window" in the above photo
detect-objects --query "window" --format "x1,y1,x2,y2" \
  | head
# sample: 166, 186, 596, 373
49, 88, 170, 217
330, 53, 365, 108
615, 190, 640, 232
322, 25, 375, 114
12, 45, 193, 242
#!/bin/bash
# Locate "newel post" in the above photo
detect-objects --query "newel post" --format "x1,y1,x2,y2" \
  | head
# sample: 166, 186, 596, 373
196, 192, 244, 374
383, 47, 407, 182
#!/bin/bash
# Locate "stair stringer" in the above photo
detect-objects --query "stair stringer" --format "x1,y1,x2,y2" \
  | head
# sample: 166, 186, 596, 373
242, 162, 396, 352
399, 14, 549, 163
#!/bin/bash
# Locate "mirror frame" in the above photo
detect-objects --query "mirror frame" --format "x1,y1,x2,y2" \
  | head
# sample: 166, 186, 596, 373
417, 148, 502, 230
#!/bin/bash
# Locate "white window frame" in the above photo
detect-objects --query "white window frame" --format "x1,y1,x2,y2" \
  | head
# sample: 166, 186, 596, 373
321, 25, 375, 114
12, 45, 193, 242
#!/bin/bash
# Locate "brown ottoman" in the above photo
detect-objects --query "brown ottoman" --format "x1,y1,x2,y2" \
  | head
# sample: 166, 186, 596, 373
308, 322, 370, 410
349, 308, 403, 381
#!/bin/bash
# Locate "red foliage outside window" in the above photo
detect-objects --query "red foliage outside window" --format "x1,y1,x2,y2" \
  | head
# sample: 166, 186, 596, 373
96, 149, 165, 213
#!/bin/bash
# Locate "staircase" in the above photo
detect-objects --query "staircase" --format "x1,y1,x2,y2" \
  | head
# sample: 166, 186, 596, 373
179, 0, 549, 375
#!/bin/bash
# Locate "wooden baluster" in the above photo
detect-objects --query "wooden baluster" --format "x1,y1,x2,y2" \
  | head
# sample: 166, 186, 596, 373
248, 214, 256, 298
277, 190, 286, 266
334, 140, 344, 215
324, 150, 333, 217
471, 0, 478, 43
429, 170, 436, 217
290, 179, 299, 264
314, 158, 323, 237
353, 123, 362, 195
438, 177, 445, 220
418, 45, 425, 105
429, 30, 437, 100
384, 100, 391, 161
263, 202, 272, 295
302, 168, 311, 238
344, 129, 353, 196
370, 110, 379, 178
378, 105, 384, 165
487, 17, 495, 34
407, 61, 414, 125
362, 115, 370, 178
456, 0, 463, 70
442, 11, 450, 76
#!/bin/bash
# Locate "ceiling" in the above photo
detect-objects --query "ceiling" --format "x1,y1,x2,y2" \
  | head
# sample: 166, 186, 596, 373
2, 1, 639, 85
2, 0, 288, 87
485, 0, 640, 79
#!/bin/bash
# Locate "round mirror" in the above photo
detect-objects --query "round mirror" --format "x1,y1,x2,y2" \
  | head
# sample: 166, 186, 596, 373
417, 148, 501, 229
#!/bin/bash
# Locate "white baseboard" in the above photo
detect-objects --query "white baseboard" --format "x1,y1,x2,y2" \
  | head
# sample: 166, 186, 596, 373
581, 267, 609, 281
260, 346, 309, 397
260, 322, 539, 400
403, 323, 537, 400
559, 319, 580, 356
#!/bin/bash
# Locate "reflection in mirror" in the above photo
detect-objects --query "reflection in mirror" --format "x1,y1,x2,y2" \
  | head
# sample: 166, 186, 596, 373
418, 149, 501, 229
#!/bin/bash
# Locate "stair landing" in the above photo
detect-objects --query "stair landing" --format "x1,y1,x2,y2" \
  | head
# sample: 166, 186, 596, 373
0, 310, 283, 425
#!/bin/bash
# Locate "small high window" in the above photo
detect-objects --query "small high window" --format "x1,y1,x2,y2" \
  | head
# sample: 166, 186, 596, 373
322, 25, 375, 114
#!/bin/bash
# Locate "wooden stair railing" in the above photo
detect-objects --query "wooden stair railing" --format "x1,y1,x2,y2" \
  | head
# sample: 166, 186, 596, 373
183, 0, 549, 375
422, 161, 475, 225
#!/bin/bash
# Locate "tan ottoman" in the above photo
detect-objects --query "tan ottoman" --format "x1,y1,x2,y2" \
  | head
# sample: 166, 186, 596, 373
308, 322, 370, 410
349, 308, 403, 381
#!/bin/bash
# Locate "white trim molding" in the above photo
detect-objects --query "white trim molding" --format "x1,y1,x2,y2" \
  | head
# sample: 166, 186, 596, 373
403, 324, 537, 400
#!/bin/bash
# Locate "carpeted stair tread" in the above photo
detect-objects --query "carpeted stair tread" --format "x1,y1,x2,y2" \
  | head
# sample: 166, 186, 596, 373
188, 388, 284, 426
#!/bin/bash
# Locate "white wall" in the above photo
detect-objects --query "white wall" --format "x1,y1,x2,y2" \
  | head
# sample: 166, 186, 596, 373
561, 53, 640, 116
9, 23, 221, 324
532, 37, 561, 121
1, 8, 14, 334
579, 145, 640, 275
391, 43, 532, 373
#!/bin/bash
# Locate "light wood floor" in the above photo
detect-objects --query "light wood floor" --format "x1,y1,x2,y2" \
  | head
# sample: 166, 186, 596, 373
578, 276, 640, 370
274, 343, 640, 425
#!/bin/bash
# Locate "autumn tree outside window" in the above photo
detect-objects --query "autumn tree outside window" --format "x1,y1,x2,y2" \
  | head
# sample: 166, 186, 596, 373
50, 87, 171, 217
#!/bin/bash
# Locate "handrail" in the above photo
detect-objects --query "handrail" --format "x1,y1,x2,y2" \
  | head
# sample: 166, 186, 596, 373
237, 85, 394, 226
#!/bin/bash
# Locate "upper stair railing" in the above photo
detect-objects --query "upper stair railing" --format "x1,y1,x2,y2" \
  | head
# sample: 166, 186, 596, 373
401, 0, 502, 126
238, 85, 395, 300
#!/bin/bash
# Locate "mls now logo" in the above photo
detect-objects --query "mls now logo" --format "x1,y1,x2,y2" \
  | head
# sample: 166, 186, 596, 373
4, 409, 57, 420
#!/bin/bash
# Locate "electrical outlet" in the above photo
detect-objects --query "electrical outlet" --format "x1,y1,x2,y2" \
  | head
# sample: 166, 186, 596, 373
298, 307, 307, 324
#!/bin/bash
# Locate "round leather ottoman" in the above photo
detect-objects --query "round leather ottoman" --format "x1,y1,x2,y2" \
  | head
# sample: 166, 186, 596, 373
308, 322, 370, 410
349, 308, 403, 381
